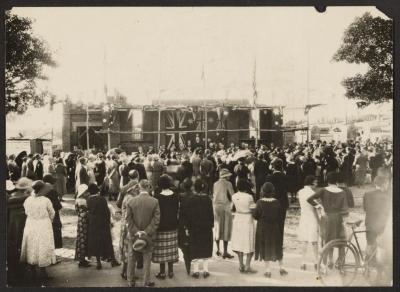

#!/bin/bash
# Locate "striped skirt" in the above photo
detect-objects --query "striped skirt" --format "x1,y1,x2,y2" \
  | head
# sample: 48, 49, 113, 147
152, 230, 179, 263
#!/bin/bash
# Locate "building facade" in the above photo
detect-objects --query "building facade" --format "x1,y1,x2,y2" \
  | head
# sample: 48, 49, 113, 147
62, 96, 284, 153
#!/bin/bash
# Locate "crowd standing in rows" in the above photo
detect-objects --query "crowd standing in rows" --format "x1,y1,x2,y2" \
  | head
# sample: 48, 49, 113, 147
6, 138, 392, 286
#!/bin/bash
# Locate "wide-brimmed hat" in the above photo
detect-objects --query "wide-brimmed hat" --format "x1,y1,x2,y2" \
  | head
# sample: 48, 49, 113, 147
219, 168, 232, 179
6, 180, 15, 192
77, 184, 89, 198
32, 180, 52, 196
15, 177, 33, 190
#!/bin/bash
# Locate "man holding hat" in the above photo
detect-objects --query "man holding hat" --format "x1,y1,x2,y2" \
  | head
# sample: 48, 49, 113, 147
126, 179, 160, 287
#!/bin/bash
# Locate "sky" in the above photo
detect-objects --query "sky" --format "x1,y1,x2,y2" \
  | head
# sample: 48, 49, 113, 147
7, 6, 392, 138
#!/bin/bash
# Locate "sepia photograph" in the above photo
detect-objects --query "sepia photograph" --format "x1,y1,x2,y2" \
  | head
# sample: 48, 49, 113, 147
5, 6, 393, 287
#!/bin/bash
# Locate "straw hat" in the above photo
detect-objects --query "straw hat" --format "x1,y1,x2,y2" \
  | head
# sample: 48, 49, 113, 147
77, 184, 89, 198
219, 168, 232, 179
132, 233, 151, 253
15, 177, 33, 190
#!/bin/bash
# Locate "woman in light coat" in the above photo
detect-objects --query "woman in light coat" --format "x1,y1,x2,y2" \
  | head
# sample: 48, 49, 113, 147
20, 180, 57, 280
212, 168, 235, 259
231, 179, 256, 273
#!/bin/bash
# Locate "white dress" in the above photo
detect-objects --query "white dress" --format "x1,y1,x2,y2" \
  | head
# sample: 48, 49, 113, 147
20, 195, 57, 267
297, 186, 319, 242
231, 192, 255, 253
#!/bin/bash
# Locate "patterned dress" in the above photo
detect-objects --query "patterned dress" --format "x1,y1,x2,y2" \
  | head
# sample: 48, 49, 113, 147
74, 200, 89, 261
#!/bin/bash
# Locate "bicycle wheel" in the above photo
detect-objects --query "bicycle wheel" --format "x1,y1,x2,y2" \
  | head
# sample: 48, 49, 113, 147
317, 240, 360, 286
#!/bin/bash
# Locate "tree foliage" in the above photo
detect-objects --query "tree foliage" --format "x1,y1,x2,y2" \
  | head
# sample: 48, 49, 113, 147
5, 11, 56, 114
333, 12, 393, 105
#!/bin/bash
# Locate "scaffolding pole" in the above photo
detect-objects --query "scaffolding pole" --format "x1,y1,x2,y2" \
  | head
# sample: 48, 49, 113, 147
157, 108, 161, 149
204, 107, 208, 149
86, 104, 90, 150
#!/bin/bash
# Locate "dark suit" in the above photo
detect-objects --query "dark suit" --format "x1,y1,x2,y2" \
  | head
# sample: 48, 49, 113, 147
79, 166, 90, 185
254, 159, 269, 201
126, 191, 160, 284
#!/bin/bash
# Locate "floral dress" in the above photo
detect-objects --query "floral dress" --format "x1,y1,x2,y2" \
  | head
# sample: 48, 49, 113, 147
74, 199, 89, 261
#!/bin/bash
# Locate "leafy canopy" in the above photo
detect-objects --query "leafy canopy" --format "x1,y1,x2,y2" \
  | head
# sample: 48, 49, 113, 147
333, 12, 393, 105
5, 11, 56, 114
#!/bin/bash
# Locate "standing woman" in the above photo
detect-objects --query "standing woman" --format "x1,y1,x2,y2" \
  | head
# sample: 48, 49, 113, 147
212, 168, 235, 259
253, 182, 287, 278
20, 180, 57, 280
87, 183, 120, 269
106, 155, 120, 201
297, 175, 319, 271
153, 175, 180, 279
7, 178, 33, 283
54, 158, 67, 201
307, 172, 348, 270
65, 153, 76, 194
185, 178, 214, 279
231, 179, 257, 273
43, 174, 63, 251
74, 184, 91, 267
178, 178, 194, 275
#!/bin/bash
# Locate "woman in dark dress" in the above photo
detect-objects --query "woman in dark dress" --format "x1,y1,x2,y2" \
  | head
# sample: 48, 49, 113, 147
7, 178, 33, 284
65, 153, 77, 193
307, 172, 348, 270
185, 178, 214, 279
86, 183, 120, 269
253, 182, 288, 278
285, 155, 298, 203
74, 184, 91, 267
152, 175, 180, 279
43, 174, 63, 250
178, 178, 194, 275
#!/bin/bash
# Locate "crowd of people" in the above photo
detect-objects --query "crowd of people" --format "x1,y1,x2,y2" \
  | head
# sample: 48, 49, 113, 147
6, 138, 393, 286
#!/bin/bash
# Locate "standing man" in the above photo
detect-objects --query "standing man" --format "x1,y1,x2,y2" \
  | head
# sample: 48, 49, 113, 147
125, 180, 160, 287
253, 153, 269, 202
176, 154, 193, 184
200, 151, 215, 196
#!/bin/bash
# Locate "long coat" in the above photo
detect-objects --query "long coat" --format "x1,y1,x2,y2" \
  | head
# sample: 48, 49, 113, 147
55, 163, 67, 197
46, 189, 63, 248
185, 193, 214, 260
87, 194, 115, 258
253, 199, 283, 261
265, 171, 289, 253
7, 192, 30, 280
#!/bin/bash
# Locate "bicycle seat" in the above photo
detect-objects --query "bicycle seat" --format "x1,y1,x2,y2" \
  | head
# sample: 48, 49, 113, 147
346, 219, 363, 228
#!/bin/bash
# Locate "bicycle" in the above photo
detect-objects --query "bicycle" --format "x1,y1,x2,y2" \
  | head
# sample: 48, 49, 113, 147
317, 219, 379, 286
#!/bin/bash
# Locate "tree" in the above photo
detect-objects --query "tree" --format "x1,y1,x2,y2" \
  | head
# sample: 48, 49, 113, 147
333, 12, 393, 105
5, 11, 56, 115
